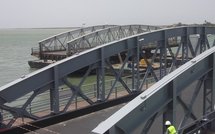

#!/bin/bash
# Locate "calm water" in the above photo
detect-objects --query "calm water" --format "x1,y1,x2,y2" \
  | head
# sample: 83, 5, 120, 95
0, 28, 72, 87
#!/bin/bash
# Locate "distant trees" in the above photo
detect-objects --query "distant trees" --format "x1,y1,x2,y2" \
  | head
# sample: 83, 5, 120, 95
167, 22, 187, 27
166, 21, 215, 28
203, 20, 215, 26
177, 22, 183, 26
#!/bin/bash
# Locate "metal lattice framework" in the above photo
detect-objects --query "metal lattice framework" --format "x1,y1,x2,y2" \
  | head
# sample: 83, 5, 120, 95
92, 26, 215, 134
66, 25, 160, 55
34, 25, 116, 58
34, 25, 160, 61
93, 47, 215, 134
0, 26, 215, 134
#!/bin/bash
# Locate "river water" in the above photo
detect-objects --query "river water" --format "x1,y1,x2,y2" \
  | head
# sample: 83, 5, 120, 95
0, 28, 72, 87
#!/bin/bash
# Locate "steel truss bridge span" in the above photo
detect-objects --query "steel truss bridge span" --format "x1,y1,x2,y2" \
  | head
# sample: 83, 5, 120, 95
30, 25, 116, 59
0, 26, 215, 133
93, 46, 215, 134
36, 25, 116, 56
66, 25, 160, 55
36, 24, 160, 60
92, 27, 215, 134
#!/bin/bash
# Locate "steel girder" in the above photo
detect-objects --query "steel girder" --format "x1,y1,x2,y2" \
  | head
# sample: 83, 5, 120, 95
66, 25, 160, 55
37, 25, 116, 58
37, 25, 159, 59
0, 26, 215, 128
92, 42, 215, 134
92, 27, 215, 134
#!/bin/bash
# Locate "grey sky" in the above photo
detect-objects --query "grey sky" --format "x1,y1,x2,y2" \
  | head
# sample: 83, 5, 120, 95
0, 0, 214, 28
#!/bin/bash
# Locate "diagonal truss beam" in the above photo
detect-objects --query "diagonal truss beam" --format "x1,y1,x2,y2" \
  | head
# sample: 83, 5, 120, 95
1, 26, 215, 129
92, 44, 215, 134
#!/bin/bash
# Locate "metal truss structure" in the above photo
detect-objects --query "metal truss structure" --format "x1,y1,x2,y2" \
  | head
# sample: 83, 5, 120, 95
32, 25, 116, 58
0, 26, 215, 133
92, 26, 215, 134
66, 25, 160, 55
34, 25, 160, 60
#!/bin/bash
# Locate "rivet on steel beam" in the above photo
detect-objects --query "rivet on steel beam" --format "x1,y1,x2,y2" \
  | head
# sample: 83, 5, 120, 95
191, 60, 196, 63
196, 34, 200, 38
139, 38, 144, 42
140, 95, 147, 100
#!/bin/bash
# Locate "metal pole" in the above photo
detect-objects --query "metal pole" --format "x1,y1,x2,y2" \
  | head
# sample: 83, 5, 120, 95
50, 66, 60, 114
97, 47, 105, 101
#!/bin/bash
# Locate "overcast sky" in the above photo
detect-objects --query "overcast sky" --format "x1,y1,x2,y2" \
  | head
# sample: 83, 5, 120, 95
0, 0, 214, 28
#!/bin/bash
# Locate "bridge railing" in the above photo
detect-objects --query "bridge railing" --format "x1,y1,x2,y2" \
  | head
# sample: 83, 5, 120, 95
66, 25, 160, 55
39, 46, 67, 52
1, 74, 156, 122
178, 111, 215, 134
36, 25, 116, 58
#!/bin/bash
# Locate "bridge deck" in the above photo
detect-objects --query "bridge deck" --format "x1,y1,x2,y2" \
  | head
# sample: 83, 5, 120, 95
42, 51, 67, 56
29, 82, 212, 134
26, 104, 124, 134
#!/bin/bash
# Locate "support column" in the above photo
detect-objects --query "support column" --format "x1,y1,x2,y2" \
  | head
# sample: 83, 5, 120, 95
67, 43, 71, 56
50, 66, 60, 114
97, 47, 105, 101
203, 53, 215, 115
212, 53, 215, 114
135, 37, 140, 91
200, 27, 206, 53
39, 43, 43, 60
132, 37, 140, 91
159, 41, 167, 79
203, 75, 213, 115
131, 55, 135, 90
54, 37, 57, 51
181, 35, 189, 64
163, 80, 176, 134
213, 39, 215, 46
208, 53, 215, 131
68, 32, 72, 41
